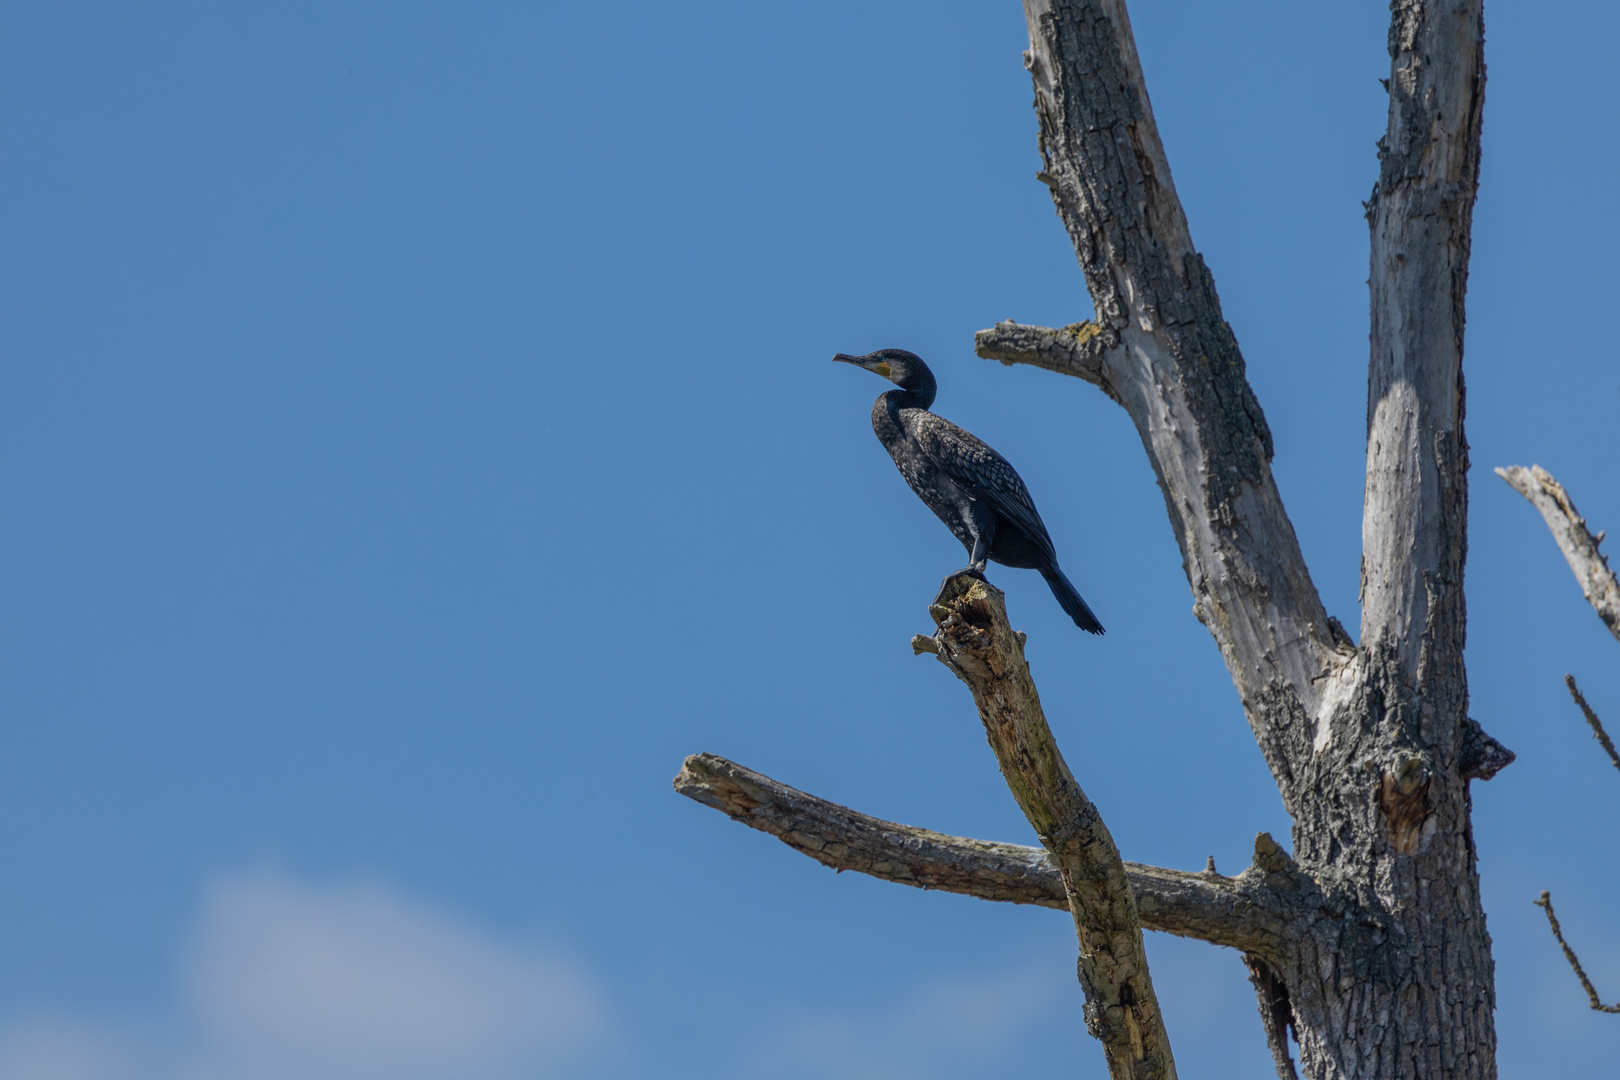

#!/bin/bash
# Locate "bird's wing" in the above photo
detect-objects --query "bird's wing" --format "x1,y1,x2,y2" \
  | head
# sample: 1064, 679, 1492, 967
907, 410, 1059, 563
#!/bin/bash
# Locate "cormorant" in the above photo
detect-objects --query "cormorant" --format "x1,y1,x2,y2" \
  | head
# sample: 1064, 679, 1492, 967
834, 348, 1104, 634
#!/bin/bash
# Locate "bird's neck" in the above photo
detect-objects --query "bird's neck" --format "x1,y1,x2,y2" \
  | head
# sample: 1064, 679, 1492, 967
883, 384, 935, 411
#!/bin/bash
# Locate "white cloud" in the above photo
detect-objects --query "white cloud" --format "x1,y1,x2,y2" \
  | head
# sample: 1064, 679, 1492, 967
756, 960, 1077, 1080
0, 871, 608, 1080
0, 1017, 135, 1080
181, 870, 608, 1080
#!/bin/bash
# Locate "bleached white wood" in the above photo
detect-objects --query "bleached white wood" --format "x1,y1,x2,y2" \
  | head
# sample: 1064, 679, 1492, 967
1498, 465, 1620, 642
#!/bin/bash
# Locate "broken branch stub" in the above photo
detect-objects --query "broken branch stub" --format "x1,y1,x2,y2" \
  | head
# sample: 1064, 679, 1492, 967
920, 573, 1176, 1080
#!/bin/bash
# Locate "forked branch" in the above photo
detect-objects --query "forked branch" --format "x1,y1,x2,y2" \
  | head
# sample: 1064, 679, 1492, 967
1497, 465, 1620, 644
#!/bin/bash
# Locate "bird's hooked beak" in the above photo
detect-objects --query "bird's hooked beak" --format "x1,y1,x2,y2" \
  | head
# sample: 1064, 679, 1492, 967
833, 352, 892, 378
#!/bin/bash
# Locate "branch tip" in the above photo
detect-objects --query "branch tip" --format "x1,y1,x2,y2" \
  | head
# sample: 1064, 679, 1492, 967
1499, 465, 1620, 644
1535, 890, 1620, 1013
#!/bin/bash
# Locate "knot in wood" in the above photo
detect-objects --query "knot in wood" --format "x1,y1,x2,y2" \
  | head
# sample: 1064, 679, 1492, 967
1379, 754, 1432, 854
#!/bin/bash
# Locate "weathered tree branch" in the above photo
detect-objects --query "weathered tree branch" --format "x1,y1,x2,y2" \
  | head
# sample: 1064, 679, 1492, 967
674, 750, 1304, 960
975, 318, 1119, 389
1496, 465, 1620, 644
1361, 1, 1485, 680
1565, 675, 1620, 777
1534, 892, 1620, 1014
920, 574, 1175, 1080
675, 751, 1069, 908
982, 0, 1351, 811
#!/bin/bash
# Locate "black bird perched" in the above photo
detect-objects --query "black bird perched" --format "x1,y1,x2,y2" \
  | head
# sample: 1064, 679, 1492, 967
834, 348, 1104, 634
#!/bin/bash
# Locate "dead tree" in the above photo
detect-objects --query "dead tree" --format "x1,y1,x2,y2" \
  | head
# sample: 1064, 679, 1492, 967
679, 2, 1521, 1077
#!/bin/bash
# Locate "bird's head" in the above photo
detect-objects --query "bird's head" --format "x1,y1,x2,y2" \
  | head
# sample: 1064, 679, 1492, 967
832, 349, 935, 392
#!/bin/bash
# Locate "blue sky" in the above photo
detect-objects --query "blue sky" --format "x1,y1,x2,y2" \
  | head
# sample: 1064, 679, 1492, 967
0, 2, 1616, 1077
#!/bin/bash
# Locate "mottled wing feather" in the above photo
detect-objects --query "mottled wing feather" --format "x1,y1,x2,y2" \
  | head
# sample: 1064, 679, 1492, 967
906, 411, 1058, 563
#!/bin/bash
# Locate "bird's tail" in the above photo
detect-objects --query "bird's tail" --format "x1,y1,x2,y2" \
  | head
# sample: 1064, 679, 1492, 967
1041, 566, 1105, 635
